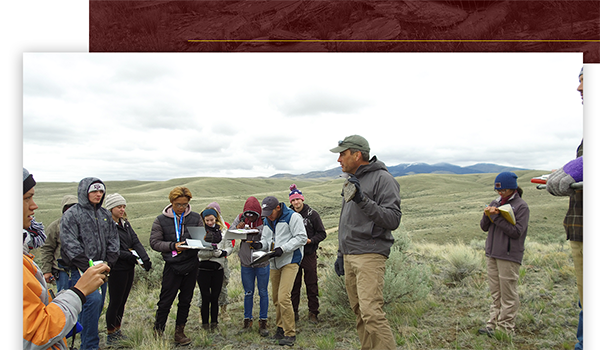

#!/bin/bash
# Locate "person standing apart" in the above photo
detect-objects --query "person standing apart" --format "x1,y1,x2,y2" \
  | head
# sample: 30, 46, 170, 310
546, 66, 584, 350
288, 184, 327, 323
479, 172, 529, 337
104, 193, 152, 346
196, 204, 233, 331
256, 196, 307, 346
60, 177, 120, 350
149, 187, 201, 346
330, 135, 401, 350
23, 168, 111, 350
39, 194, 78, 292
231, 196, 270, 336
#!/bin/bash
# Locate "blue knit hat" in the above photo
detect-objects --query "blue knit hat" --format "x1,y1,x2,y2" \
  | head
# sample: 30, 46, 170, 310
494, 172, 518, 190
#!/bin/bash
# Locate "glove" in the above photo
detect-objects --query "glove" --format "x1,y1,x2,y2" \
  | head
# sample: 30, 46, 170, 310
334, 255, 345, 276
347, 176, 363, 203
272, 247, 284, 257
143, 259, 152, 271
249, 241, 263, 250
213, 249, 227, 258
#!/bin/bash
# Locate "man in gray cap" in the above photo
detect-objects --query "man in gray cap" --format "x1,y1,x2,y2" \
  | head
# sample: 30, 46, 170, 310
330, 135, 402, 350
254, 196, 307, 346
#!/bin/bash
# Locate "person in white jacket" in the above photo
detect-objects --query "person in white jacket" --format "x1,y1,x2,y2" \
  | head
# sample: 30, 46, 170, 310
196, 205, 233, 331
254, 196, 306, 347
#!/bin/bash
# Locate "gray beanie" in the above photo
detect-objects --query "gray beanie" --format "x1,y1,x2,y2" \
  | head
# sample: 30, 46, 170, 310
105, 193, 126, 210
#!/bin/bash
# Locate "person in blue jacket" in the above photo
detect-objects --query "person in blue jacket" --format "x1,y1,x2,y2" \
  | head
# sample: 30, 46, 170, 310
254, 196, 307, 347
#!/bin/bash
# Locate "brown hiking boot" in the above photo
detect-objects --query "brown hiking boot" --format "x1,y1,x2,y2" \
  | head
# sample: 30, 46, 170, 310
308, 312, 319, 324
243, 318, 253, 329
258, 319, 269, 337
174, 324, 192, 346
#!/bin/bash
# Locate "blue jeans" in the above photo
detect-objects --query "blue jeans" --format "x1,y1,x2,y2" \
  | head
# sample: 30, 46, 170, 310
70, 268, 107, 350
56, 270, 71, 292
241, 265, 270, 320
575, 301, 583, 350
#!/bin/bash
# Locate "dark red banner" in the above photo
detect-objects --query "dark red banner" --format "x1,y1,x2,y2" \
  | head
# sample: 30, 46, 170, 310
90, 1, 599, 62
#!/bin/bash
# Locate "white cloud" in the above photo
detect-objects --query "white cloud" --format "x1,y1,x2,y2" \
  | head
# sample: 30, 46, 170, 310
23, 52, 584, 182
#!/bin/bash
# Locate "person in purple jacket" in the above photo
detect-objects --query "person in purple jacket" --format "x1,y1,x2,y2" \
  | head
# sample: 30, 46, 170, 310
479, 172, 529, 337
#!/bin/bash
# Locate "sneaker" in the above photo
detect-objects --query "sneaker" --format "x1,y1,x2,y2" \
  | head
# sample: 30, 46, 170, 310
478, 327, 495, 337
279, 335, 296, 346
273, 327, 285, 340
308, 312, 318, 324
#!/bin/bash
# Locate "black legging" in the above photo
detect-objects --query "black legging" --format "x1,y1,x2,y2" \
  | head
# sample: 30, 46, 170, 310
106, 268, 135, 332
197, 267, 224, 325
154, 263, 197, 331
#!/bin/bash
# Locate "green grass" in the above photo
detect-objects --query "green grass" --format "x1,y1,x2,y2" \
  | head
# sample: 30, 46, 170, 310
31, 171, 580, 349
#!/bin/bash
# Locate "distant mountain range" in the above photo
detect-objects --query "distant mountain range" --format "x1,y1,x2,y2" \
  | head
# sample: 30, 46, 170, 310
270, 162, 529, 179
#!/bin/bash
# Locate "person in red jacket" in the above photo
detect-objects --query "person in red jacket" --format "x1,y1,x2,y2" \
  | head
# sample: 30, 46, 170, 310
23, 167, 110, 350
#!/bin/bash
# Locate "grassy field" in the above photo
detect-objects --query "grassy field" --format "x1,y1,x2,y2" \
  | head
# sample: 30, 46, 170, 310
30, 171, 580, 349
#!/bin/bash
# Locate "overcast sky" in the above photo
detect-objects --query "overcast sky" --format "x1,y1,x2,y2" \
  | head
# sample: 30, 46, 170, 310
23, 52, 583, 182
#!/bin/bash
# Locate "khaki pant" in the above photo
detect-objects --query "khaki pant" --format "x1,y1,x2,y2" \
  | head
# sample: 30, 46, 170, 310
486, 257, 520, 332
344, 254, 395, 350
271, 263, 299, 337
570, 241, 583, 306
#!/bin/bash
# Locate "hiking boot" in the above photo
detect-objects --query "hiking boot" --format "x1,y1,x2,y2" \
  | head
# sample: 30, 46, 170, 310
272, 327, 285, 340
174, 324, 192, 346
279, 335, 296, 346
210, 322, 218, 332
308, 312, 318, 324
243, 318, 253, 329
478, 327, 495, 337
258, 319, 269, 337
201, 323, 210, 331
107, 329, 127, 347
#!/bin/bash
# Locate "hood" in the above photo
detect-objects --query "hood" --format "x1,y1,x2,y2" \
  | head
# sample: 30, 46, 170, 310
61, 194, 78, 213
355, 156, 388, 177
77, 177, 106, 209
162, 203, 192, 219
243, 196, 262, 216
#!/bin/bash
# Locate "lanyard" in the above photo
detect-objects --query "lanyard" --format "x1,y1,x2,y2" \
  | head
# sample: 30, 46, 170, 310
173, 212, 184, 242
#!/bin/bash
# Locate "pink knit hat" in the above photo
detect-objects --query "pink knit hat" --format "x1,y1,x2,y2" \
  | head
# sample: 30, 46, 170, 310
289, 184, 305, 202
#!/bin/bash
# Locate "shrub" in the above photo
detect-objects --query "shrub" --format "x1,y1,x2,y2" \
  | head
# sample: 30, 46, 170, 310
443, 243, 483, 284
322, 231, 432, 323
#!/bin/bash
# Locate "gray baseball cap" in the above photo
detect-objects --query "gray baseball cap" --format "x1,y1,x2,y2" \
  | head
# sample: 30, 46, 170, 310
261, 196, 279, 217
330, 135, 370, 153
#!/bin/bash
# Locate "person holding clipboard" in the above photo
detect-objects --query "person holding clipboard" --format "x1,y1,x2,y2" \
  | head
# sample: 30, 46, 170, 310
149, 186, 201, 346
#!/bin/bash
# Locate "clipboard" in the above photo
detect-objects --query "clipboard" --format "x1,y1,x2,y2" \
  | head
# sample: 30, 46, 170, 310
224, 228, 259, 240
250, 250, 276, 266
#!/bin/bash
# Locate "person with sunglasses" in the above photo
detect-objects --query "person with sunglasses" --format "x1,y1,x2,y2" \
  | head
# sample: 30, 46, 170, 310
230, 196, 270, 337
